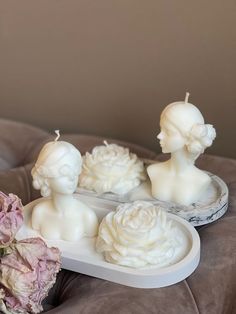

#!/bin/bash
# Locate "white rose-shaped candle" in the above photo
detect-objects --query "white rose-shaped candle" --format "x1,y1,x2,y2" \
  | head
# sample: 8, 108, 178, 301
96, 201, 184, 268
147, 93, 216, 206
79, 141, 146, 195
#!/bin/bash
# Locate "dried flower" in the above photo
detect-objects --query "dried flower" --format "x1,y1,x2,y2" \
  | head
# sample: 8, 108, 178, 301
0, 237, 61, 314
0, 192, 24, 248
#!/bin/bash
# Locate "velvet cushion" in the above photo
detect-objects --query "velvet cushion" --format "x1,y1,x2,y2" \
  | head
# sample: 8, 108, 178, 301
0, 118, 235, 314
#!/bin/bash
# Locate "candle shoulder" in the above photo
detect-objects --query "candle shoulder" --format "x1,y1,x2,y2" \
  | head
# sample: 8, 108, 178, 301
147, 161, 211, 206
31, 197, 98, 241
147, 161, 169, 178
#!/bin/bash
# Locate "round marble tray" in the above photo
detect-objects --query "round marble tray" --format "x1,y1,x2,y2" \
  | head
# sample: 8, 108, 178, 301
16, 197, 200, 289
77, 171, 228, 227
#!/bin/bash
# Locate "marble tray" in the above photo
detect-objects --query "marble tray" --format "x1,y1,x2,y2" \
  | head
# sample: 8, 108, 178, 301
77, 167, 228, 226
16, 196, 200, 289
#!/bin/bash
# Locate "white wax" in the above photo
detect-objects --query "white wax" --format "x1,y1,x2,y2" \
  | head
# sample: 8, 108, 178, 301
31, 136, 98, 241
79, 142, 146, 195
147, 94, 216, 206
96, 201, 185, 268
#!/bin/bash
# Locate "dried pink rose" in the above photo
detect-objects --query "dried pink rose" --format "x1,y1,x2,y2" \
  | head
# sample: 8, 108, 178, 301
0, 192, 24, 247
0, 237, 61, 314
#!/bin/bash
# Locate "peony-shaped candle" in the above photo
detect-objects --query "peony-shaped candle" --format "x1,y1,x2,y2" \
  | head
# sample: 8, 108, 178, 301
79, 141, 146, 195
0, 192, 24, 248
96, 201, 182, 268
0, 237, 61, 314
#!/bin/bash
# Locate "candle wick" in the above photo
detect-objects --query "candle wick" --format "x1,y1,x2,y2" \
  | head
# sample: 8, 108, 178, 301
54, 130, 60, 142
103, 140, 109, 147
185, 92, 190, 103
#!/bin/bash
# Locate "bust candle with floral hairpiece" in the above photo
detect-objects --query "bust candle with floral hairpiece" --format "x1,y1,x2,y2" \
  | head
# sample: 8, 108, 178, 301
31, 130, 98, 241
147, 93, 216, 206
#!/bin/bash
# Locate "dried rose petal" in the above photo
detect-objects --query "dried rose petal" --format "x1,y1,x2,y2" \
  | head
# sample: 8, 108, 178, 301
0, 237, 61, 314
0, 192, 24, 247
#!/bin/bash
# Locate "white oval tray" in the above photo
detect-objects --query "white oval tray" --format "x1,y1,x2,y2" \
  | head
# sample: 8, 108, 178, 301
16, 197, 200, 289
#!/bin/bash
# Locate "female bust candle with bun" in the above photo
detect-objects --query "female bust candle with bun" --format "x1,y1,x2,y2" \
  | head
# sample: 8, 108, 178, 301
147, 93, 216, 206
31, 131, 98, 241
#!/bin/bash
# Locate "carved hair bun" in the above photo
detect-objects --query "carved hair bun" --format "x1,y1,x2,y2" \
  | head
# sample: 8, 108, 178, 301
187, 124, 216, 155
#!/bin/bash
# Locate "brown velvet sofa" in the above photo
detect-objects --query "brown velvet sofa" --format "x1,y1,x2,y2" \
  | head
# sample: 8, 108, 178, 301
0, 118, 236, 314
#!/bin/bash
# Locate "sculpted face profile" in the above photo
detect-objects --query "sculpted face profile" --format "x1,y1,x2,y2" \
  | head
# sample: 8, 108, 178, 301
147, 93, 216, 206
31, 132, 98, 241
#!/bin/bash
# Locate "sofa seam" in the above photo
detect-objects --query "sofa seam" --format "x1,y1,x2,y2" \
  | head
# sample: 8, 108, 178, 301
184, 280, 200, 314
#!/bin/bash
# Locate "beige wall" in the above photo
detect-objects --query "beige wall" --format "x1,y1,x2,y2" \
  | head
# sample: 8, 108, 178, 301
0, 1, 235, 158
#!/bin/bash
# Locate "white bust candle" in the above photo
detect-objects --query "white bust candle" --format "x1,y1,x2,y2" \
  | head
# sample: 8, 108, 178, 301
147, 93, 216, 206
79, 141, 146, 195
31, 131, 98, 241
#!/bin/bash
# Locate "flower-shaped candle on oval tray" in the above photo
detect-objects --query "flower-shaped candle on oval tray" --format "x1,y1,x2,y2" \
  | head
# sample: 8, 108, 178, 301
79, 141, 146, 195
96, 201, 188, 268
